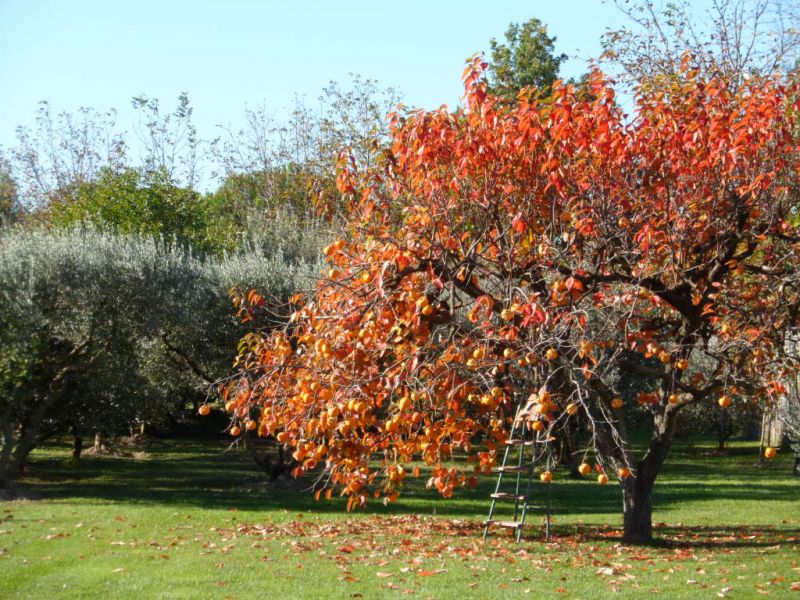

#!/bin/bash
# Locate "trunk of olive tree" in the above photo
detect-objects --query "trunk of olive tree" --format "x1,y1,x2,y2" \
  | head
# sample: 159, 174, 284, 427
0, 407, 15, 488
0, 339, 98, 488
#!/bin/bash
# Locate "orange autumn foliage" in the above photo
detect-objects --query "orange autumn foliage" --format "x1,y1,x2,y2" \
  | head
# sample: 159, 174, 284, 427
227, 57, 800, 514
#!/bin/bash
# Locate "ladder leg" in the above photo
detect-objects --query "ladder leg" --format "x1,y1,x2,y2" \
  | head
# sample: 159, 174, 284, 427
545, 442, 552, 541
484, 407, 521, 539
512, 421, 526, 522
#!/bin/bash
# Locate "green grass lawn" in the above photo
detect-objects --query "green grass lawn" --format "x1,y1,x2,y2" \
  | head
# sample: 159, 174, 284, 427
1, 434, 798, 599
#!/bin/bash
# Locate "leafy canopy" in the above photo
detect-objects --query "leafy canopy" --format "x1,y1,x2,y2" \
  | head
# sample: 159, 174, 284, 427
228, 57, 800, 511
488, 18, 567, 98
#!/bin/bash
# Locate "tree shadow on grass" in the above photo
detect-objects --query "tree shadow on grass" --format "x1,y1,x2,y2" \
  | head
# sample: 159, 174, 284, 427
562, 523, 800, 549
19, 436, 799, 521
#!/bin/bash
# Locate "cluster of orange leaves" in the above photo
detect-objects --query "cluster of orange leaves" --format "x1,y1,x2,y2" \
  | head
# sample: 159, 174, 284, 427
223, 57, 800, 508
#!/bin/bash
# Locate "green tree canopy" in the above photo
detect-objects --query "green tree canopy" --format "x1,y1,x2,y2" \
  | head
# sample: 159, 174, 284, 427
488, 18, 567, 99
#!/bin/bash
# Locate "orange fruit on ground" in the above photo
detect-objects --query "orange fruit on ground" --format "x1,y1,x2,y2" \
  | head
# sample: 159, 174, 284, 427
540, 470, 553, 483
198, 404, 211, 416
617, 467, 632, 479
718, 395, 732, 408
597, 473, 609, 485
764, 447, 777, 460
578, 462, 591, 476
545, 348, 558, 361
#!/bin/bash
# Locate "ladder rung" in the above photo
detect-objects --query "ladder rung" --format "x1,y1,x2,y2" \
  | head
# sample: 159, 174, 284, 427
484, 519, 523, 529
490, 493, 527, 501
505, 439, 537, 446
496, 465, 533, 474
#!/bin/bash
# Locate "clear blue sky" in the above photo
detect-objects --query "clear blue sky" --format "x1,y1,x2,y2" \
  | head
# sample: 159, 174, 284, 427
0, 0, 622, 166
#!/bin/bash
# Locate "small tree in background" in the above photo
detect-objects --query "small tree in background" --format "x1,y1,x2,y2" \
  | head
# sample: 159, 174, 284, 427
603, 0, 800, 87
0, 226, 321, 487
488, 18, 567, 99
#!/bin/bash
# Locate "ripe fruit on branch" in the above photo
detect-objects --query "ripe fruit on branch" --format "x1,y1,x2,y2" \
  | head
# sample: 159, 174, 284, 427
597, 473, 609, 485
611, 398, 624, 409
245, 419, 257, 431
578, 462, 592, 475
718, 395, 731, 408
198, 404, 211, 416
545, 348, 558, 361
540, 470, 553, 483
764, 447, 777, 460
230, 425, 242, 436
617, 467, 632, 479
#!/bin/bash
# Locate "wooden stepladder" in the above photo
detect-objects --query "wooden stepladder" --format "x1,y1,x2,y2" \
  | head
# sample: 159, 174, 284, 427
483, 399, 553, 542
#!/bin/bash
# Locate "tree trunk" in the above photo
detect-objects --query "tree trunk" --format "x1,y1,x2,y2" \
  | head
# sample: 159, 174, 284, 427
93, 432, 107, 453
72, 433, 83, 460
0, 409, 14, 487
621, 410, 677, 543
621, 467, 656, 543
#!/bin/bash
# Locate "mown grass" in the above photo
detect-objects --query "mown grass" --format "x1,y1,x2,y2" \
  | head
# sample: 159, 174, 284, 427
1, 433, 798, 599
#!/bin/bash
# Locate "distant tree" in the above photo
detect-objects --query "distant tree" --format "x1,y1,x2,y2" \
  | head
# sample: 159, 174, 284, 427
211, 75, 400, 220
9, 102, 126, 210
0, 225, 320, 487
0, 155, 20, 226
603, 0, 800, 87
488, 18, 567, 99
131, 92, 199, 188
49, 167, 225, 255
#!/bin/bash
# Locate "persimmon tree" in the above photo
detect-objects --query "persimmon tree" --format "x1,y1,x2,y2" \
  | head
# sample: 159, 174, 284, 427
227, 57, 800, 542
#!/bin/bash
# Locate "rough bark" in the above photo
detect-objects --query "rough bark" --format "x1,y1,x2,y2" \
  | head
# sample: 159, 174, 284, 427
72, 432, 83, 460
621, 409, 677, 543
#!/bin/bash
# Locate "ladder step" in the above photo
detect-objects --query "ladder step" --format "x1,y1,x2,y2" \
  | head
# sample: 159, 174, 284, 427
505, 439, 537, 447
490, 493, 527, 501
496, 465, 533, 474
484, 519, 524, 529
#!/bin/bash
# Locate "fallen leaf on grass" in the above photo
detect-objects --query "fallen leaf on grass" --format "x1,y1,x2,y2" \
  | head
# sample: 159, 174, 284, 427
376, 572, 393, 578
